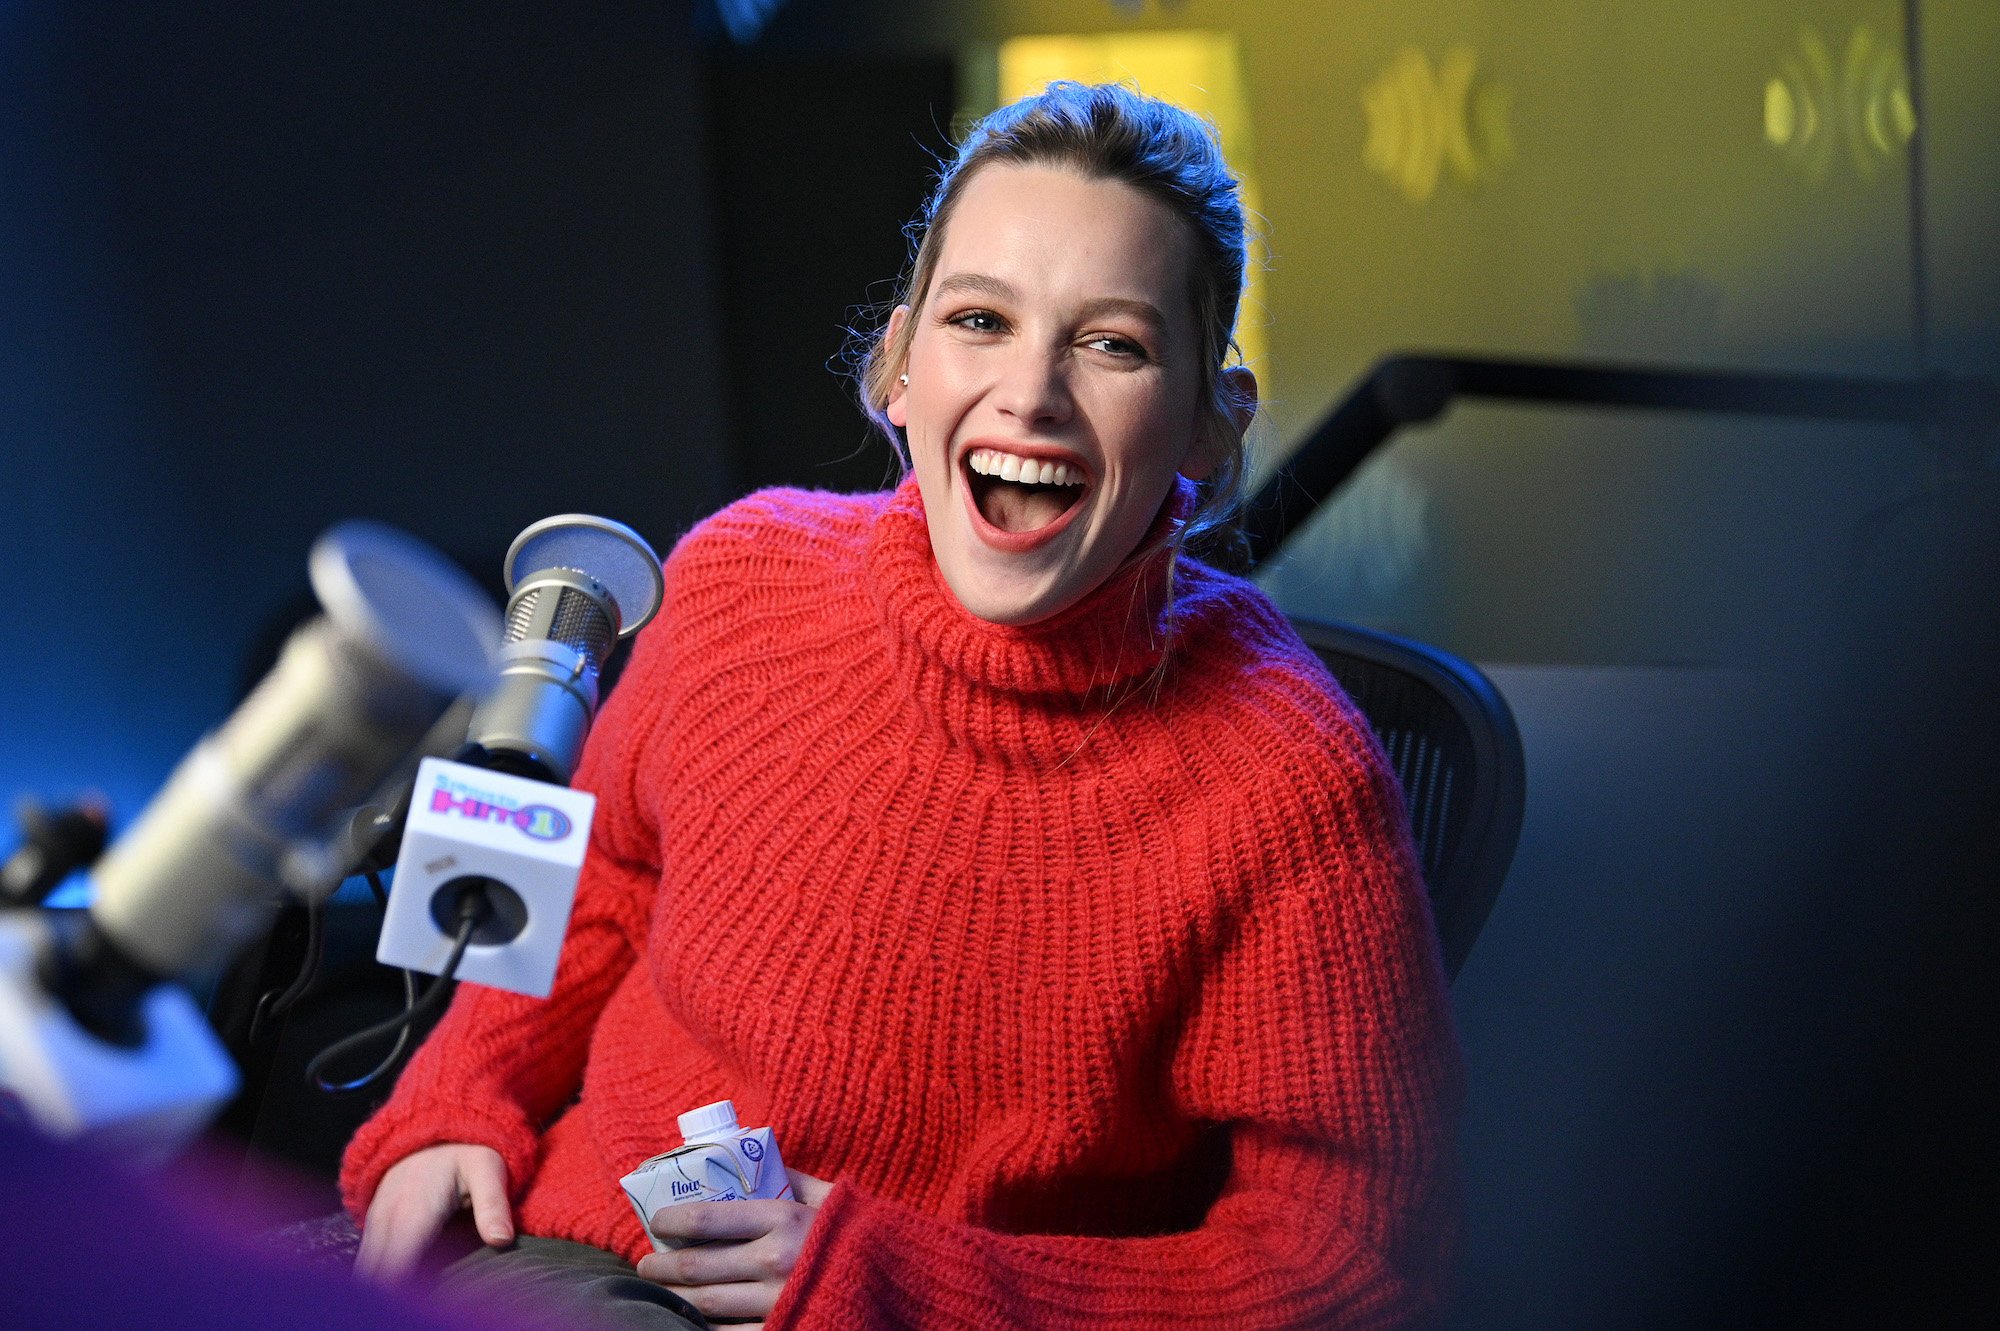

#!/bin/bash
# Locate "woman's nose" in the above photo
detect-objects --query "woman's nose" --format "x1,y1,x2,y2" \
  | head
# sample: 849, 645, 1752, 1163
993, 347, 1074, 430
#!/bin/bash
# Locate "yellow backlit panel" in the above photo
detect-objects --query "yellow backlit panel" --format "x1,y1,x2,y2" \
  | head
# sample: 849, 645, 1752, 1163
996, 30, 1268, 376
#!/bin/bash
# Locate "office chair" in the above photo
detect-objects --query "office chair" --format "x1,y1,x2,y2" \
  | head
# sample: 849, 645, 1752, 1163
1289, 616, 1526, 981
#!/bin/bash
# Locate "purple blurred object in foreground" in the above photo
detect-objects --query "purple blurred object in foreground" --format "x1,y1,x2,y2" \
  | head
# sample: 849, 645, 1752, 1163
0, 1116, 528, 1331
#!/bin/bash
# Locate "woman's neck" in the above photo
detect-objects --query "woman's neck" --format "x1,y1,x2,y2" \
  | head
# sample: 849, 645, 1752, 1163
865, 473, 1197, 762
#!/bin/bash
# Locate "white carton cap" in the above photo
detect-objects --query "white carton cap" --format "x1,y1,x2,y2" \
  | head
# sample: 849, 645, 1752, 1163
678, 1099, 740, 1142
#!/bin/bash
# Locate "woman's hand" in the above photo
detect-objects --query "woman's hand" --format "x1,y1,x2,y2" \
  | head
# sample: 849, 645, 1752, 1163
635, 1168, 834, 1327
355, 1142, 514, 1284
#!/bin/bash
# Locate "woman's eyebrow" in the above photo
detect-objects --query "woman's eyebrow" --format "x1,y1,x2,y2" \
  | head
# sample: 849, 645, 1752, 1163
933, 272, 1017, 303
1074, 296, 1168, 331
933, 273, 1167, 331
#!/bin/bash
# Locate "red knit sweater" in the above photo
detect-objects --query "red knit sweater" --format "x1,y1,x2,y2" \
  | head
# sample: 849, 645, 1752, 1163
342, 477, 1460, 1329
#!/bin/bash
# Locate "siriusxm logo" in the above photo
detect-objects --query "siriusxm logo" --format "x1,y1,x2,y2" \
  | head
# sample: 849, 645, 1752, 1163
430, 780, 573, 841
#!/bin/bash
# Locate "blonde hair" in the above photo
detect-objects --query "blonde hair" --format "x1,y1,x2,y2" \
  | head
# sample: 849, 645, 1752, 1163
855, 81, 1256, 566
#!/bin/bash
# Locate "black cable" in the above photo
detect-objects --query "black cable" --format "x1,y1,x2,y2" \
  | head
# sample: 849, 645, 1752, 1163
254, 869, 391, 1049
247, 889, 325, 1045
306, 866, 412, 1094
358, 859, 416, 1079
304, 892, 483, 1094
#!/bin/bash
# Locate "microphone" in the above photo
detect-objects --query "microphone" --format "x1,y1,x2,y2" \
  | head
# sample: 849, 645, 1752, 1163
341, 515, 663, 875
460, 514, 664, 784
374, 515, 661, 1000
86, 524, 500, 988
0, 522, 498, 1151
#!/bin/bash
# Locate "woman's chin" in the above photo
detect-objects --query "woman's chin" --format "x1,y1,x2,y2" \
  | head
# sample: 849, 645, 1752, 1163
957, 587, 1062, 627
943, 566, 1075, 627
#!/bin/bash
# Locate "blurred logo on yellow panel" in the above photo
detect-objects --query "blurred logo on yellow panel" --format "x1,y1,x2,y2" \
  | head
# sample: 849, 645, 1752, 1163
1362, 45, 1514, 205
1764, 24, 1915, 183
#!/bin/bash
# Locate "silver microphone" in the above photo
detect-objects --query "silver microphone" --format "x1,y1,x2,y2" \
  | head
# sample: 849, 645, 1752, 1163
85, 522, 500, 987
460, 515, 663, 785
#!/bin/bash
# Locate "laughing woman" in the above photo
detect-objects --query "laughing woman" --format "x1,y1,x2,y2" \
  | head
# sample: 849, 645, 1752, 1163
341, 82, 1461, 1330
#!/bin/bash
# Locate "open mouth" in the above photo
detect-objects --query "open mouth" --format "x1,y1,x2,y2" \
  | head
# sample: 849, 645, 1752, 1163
964, 447, 1088, 535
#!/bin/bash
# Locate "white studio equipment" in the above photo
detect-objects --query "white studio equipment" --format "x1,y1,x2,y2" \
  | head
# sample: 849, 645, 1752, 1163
376, 515, 662, 999
0, 523, 499, 1157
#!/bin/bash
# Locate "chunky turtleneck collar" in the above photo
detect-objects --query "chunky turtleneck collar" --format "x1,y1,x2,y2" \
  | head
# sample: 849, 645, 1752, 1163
866, 471, 1199, 717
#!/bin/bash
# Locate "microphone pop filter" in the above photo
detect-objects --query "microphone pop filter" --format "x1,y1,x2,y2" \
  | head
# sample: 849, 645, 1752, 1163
504, 515, 664, 638
311, 521, 501, 695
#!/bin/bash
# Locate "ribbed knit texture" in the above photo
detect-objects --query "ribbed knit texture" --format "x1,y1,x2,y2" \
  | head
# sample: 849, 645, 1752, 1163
342, 475, 1461, 1329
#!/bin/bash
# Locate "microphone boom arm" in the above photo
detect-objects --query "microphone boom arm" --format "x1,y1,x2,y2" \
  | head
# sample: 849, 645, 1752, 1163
1242, 352, 2000, 569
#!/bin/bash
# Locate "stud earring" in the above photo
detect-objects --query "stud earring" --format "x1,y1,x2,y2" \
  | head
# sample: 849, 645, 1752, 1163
899, 374, 909, 386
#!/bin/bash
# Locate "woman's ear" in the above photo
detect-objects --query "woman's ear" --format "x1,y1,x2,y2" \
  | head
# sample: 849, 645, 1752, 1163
1181, 365, 1260, 481
884, 305, 911, 429
1220, 365, 1259, 438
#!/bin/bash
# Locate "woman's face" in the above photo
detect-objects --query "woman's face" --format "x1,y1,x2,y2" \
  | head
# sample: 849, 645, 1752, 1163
886, 163, 1211, 627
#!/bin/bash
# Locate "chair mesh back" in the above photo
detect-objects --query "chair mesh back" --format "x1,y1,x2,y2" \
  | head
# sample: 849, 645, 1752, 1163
1290, 616, 1525, 981
1315, 655, 1476, 887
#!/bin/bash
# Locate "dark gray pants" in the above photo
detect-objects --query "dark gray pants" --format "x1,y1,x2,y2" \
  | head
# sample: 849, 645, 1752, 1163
436, 1236, 714, 1331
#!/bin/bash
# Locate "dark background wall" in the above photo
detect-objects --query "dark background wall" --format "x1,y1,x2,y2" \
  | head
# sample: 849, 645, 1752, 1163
2, 2, 742, 818
0, 2, 951, 815
707, 51, 954, 495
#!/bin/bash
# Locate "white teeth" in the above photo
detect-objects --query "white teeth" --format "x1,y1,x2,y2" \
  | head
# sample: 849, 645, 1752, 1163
966, 448, 1084, 487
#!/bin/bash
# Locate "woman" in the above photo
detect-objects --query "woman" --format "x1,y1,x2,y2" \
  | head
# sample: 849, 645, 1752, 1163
344, 82, 1460, 1330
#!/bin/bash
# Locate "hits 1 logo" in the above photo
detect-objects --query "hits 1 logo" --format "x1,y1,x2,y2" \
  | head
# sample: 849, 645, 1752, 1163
429, 783, 573, 841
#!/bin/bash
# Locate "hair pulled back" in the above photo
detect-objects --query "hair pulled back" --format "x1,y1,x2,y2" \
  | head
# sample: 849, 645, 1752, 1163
858, 81, 1256, 564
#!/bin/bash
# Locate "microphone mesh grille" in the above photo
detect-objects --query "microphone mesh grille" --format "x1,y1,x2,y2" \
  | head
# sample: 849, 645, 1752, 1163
506, 586, 616, 675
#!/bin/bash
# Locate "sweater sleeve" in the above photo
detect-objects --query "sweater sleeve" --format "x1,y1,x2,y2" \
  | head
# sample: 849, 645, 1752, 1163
767, 685, 1462, 1331
337, 559, 680, 1222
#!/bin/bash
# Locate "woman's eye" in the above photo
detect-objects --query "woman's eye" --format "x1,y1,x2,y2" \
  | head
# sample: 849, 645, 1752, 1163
947, 309, 1005, 334
1084, 334, 1147, 359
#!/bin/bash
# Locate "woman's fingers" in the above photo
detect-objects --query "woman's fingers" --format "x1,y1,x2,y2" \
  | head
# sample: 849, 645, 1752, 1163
783, 1167, 834, 1208
639, 1188, 825, 1318
354, 1215, 398, 1280
638, 1237, 773, 1286
355, 1143, 511, 1283
462, 1150, 515, 1246
656, 1279, 778, 1323
646, 1199, 791, 1247
356, 1186, 452, 1282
